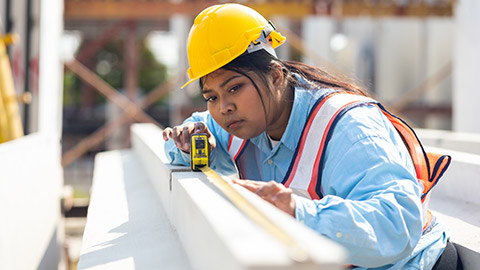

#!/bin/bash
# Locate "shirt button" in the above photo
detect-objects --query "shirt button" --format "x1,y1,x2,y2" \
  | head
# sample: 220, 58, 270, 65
267, 159, 273, 165
336, 232, 342, 238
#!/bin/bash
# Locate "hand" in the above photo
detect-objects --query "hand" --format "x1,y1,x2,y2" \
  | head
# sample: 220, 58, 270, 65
162, 122, 216, 153
233, 179, 295, 217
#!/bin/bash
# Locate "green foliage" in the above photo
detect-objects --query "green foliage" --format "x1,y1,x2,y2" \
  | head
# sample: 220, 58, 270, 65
63, 38, 168, 108
139, 43, 168, 93
63, 71, 80, 107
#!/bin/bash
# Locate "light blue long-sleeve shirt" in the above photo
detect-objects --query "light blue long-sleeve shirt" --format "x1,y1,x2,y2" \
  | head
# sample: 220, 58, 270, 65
164, 84, 449, 269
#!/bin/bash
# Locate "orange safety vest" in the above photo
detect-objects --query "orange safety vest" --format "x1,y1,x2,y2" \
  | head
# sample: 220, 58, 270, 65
228, 91, 451, 231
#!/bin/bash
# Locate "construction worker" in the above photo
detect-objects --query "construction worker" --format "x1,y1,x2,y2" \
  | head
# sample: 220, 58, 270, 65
163, 4, 461, 269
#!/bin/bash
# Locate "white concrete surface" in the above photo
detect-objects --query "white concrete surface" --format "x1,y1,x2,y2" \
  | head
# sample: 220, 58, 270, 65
78, 150, 191, 270
453, 0, 480, 133
416, 128, 480, 155
427, 146, 480, 270
430, 197, 480, 270
427, 146, 480, 211
0, 134, 63, 270
131, 123, 346, 270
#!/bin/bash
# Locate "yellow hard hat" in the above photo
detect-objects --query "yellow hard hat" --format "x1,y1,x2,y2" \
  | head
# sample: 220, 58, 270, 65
182, 3, 286, 88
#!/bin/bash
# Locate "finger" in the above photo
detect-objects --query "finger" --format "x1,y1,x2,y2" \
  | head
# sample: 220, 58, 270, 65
182, 124, 195, 149
204, 125, 217, 150
172, 126, 183, 148
163, 128, 173, 141
233, 179, 263, 188
233, 179, 263, 193
256, 181, 282, 200
194, 122, 206, 133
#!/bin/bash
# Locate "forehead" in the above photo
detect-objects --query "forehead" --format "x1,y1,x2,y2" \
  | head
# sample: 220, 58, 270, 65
202, 69, 239, 88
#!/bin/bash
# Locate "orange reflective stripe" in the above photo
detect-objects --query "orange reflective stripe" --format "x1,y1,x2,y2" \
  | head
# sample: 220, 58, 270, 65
379, 109, 429, 182
284, 92, 343, 188
376, 104, 451, 204
422, 152, 451, 202
427, 152, 451, 183
423, 210, 433, 231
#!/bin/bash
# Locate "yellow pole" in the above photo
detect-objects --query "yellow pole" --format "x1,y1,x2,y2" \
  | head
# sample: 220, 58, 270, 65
0, 26, 23, 143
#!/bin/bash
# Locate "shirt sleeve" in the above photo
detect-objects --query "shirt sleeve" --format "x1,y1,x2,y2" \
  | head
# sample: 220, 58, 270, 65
164, 110, 238, 176
293, 105, 424, 268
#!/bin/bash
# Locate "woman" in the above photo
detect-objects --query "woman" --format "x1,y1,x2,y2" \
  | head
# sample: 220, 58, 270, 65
163, 3, 460, 269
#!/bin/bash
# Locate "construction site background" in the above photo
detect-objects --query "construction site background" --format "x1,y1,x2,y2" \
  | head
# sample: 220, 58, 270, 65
1, 0, 479, 269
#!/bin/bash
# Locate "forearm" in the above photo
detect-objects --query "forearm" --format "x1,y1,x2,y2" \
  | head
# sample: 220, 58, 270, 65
294, 187, 423, 267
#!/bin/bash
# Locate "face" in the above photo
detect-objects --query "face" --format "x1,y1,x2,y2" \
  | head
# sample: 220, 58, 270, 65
201, 69, 269, 139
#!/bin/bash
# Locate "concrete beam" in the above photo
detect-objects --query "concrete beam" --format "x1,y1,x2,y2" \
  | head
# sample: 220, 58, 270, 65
130, 123, 346, 269
427, 146, 480, 270
416, 128, 480, 155
77, 150, 191, 270
0, 134, 63, 270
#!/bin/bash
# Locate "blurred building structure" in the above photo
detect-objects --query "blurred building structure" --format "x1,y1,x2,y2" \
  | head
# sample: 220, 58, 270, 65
61, 0, 459, 132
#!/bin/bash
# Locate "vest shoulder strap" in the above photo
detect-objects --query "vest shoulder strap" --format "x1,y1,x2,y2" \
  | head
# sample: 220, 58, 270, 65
376, 104, 451, 202
282, 92, 451, 203
228, 135, 247, 161
227, 135, 248, 178
283, 92, 375, 199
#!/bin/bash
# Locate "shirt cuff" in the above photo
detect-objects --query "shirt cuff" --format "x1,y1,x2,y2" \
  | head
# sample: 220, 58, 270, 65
179, 149, 190, 162
293, 194, 316, 224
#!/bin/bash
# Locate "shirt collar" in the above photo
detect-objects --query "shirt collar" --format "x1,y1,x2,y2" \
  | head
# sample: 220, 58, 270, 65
250, 75, 316, 153
280, 84, 314, 151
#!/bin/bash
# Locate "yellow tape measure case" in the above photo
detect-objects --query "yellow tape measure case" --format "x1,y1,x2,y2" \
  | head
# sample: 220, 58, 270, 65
190, 133, 209, 171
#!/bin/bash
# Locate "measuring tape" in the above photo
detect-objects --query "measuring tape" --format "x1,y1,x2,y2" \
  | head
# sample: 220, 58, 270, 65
190, 134, 310, 262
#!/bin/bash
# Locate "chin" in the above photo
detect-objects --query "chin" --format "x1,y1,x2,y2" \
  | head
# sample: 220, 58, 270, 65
231, 130, 262, 140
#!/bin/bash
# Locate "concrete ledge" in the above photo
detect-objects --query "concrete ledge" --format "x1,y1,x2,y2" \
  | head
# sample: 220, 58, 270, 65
416, 128, 480, 155
130, 123, 346, 270
426, 146, 480, 206
426, 146, 480, 270
78, 150, 191, 270
170, 171, 345, 270
430, 196, 480, 270
0, 134, 63, 270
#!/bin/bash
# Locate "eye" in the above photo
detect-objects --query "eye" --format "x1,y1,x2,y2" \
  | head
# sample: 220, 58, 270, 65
229, 84, 241, 93
204, 96, 217, 103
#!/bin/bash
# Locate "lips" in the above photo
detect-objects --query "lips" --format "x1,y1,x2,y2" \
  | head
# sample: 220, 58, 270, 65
226, 119, 243, 130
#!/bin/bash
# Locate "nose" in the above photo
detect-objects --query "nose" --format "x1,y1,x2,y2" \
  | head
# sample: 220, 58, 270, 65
220, 98, 235, 114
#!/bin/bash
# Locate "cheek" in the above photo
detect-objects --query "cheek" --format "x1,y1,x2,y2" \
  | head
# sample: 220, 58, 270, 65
240, 92, 267, 127
207, 104, 224, 126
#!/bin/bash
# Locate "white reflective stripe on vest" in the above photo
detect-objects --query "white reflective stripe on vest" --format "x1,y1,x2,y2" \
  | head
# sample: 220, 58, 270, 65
228, 135, 247, 161
285, 93, 374, 199
227, 93, 374, 199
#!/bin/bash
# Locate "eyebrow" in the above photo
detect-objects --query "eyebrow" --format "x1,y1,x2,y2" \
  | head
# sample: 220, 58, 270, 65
202, 75, 242, 94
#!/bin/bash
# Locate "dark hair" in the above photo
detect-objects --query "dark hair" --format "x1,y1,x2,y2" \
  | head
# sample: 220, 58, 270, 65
198, 49, 369, 134
199, 49, 369, 97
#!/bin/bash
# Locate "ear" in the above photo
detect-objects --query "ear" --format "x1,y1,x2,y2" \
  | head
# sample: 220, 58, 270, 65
269, 62, 285, 89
